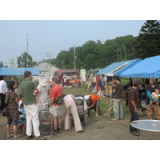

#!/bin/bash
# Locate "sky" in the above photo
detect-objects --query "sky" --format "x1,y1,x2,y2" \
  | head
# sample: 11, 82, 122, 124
0, 20, 146, 67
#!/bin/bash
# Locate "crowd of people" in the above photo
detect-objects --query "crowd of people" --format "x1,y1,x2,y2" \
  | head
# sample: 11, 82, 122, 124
0, 71, 85, 140
0, 71, 160, 139
92, 74, 160, 136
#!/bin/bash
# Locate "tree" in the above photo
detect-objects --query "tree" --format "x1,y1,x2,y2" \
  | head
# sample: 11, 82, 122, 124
50, 35, 140, 71
137, 20, 160, 58
0, 61, 3, 67
17, 52, 33, 68
30, 61, 38, 67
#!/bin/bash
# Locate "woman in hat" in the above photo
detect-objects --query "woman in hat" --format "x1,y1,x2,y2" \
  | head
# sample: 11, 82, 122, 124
37, 79, 50, 107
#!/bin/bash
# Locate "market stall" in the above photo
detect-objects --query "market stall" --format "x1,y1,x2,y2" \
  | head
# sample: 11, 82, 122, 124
96, 59, 141, 96
120, 56, 160, 78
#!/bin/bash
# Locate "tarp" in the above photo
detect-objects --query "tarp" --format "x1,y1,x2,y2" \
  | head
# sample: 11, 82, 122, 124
96, 59, 141, 76
0, 68, 39, 76
120, 55, 160, 78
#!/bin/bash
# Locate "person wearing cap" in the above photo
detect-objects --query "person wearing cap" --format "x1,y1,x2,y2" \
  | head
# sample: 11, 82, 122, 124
85, 94, 101, 117
49, 77, 63, 134
128, 79, 141, 136
145, 78, 158, 119
112, 76, 124, 121
100, 74, 105, 97
37, 79, 50, 107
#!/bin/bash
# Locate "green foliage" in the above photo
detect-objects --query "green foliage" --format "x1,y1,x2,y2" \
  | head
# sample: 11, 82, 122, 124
30, 61, 38, 67
0, 61, 3, 67
137, 20, 160, 58
51, 35, 138, 70
17, 52, 33, 68
121, 77, 129, 84
14, 20, 159, 71
49, 20, 160, 70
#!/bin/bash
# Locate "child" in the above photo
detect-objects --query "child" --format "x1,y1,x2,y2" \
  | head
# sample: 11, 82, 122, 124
75, 79, 79, 87
150, 88, 160, 107
151, 88, 160, 99
18, 95, 26, 129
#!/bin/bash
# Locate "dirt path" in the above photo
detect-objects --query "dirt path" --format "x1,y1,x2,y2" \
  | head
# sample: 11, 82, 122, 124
1, 112, 160, 140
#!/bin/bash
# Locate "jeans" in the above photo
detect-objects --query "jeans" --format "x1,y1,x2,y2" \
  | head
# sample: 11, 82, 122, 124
113, 99, 123, 119
130, 111, 139, 133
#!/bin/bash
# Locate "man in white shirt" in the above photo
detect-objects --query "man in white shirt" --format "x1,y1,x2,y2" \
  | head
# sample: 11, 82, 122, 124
0, 76, 8, 111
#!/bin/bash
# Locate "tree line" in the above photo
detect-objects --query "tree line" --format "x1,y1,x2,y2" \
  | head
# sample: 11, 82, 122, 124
16, 20, 160, 70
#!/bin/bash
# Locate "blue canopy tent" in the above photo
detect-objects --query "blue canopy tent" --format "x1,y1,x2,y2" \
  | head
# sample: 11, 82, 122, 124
120, 56, 160, 78
0, 68, 39, 76
96, 59, 141, 76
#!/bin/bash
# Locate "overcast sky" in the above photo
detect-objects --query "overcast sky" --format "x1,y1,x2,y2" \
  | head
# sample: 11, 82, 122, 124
0, 20, 146, 66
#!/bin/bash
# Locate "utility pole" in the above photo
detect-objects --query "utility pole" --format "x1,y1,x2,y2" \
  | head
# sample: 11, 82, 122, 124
26, 34, 29, 67
74, 45, 76, 69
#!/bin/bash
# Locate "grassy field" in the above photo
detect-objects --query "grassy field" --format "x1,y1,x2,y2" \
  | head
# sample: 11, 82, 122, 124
2, 86, 160, 140
63, 86, 130, 117
17, 85, 130, 117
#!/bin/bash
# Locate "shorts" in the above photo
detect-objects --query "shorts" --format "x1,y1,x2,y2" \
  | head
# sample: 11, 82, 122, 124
7, 118, 17, 126
101, 86, 105, 91
49, 105, 62, 117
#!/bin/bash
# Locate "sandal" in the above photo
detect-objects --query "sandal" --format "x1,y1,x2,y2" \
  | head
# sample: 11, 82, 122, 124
58, 128, 61, 133
54, 130, 58, 135
7, 135, 13, 138
14, 135, 21, 139
36, 136, 46, 140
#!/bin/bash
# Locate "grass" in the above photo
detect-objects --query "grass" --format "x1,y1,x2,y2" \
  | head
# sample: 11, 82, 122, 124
17, 85, 131, 117
63, 86, 131, 117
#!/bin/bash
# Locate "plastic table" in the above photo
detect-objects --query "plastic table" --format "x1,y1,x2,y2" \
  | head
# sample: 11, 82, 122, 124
130, 120, 160, 140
